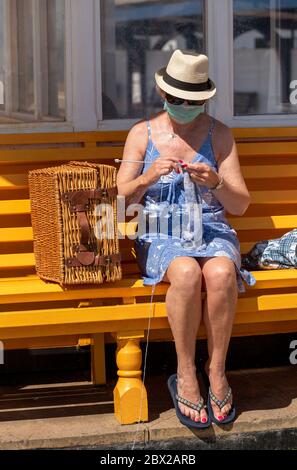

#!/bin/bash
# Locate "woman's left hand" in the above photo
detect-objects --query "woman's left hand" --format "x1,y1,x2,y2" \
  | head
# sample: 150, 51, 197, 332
181, 161, 220, 189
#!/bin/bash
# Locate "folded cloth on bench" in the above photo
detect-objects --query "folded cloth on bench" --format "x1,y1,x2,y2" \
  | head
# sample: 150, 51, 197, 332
241, 229, 297, 270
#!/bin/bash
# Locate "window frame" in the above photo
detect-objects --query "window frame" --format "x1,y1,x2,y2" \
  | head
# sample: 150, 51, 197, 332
0, 0, 102, 134
0, 0, 71, 131
0, 0, 296, 133
98, 0, 297, 130
207, 0, 297, 127
97, 0, 208, 130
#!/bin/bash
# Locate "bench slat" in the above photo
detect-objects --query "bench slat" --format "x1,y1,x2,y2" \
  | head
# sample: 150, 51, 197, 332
0, 130, 127, 145
0, 194, 296, 218
0, 253, 35, 268
237, 141, 297, 156
0, 293, 296, 339
0, 147, 123, 164
230, 214, 297, 230
0, 212, 295, 265
0, 200, 31, 215
251, 190, 297, 204
0, 127, 295, 149
0, 227, 33, 242
0, 164, 295, 196
0, 229, 287, 249
14, 218, 294, 240
241, 165, 297, 179
3, 335, 85, 350
0, 165, 296, 190
0, 270, 295, 304
0, 144, 297, 165
0, 174, 28, 189
233, 128, 297, 139
0, 243, 289, 264
119, 216, 296, 234
0, 127, 295, 145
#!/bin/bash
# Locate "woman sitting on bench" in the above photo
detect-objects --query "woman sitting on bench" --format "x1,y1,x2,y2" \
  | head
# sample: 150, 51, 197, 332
117, 50, 256, 428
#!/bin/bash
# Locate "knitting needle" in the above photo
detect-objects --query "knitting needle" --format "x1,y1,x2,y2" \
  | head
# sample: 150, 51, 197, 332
114, 158, 145, 164
114, 158, 186, 168
114, 159, 186, 176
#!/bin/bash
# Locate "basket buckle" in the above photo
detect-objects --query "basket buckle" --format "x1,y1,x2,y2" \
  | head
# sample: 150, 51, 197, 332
101, 189, 108, 199
74, 243, 97, 252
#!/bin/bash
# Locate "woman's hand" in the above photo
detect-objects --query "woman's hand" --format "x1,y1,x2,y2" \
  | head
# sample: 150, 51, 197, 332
143, 156, 181, 185
182, 161, 220, 189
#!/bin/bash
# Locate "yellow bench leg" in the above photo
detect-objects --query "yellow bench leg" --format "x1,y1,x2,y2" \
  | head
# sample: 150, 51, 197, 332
113, 331, 148, 425
91, 333, 106, 385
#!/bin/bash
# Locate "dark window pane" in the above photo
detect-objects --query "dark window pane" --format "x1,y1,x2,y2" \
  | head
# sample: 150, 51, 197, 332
17, 0, 34, 114
47, 0, 65, 118
234, 0, 297, 115
0, 0, 65, 123
101, 0, 205, 120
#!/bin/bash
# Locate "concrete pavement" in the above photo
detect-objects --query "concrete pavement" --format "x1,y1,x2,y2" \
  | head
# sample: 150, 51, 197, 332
0, 366, 296, 449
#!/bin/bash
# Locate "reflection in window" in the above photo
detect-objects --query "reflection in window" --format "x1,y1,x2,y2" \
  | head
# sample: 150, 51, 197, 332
17, 0, 34, 114
234, 0, 297, 115
0, 0, 65, 123
101, 0, 205, 120
47, 0, 66, 118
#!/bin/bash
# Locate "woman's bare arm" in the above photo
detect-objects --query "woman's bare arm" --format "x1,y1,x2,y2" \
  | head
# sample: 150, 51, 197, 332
117, 120, 180, 206
211, 121, 251, 216
116, 121, 151, 206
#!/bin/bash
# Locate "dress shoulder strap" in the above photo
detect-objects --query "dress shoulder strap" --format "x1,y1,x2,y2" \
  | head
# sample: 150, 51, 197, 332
208, 117, 216, 137
146, 120, 152, 139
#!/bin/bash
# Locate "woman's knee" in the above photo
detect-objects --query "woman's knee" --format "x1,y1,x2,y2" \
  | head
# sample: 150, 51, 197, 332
203, 259, 237, 292
166, 257, 202, 290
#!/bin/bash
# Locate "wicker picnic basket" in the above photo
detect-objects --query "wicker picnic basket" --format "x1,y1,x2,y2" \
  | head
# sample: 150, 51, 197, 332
28, 160, 122, 285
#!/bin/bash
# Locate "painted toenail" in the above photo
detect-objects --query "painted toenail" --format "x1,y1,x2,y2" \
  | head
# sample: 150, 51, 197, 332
201, 417, 207, 423
218, 415, 224, 421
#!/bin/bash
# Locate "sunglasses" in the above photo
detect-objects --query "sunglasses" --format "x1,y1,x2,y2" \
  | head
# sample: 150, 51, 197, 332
165, 93, 206, 106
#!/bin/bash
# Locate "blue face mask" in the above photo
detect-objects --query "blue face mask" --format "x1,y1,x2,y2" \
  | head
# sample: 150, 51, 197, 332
163, 100, 205, 124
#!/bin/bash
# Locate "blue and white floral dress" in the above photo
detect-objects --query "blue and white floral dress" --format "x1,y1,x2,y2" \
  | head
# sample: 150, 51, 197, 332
134, 118, 256, 293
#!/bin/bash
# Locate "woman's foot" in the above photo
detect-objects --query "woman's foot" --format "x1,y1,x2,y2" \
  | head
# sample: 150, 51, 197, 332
177, 365, 208, 424
204, 360, 233, 421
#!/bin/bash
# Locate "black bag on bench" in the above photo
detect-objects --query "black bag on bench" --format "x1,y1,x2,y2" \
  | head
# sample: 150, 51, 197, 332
241, 229, 297, 270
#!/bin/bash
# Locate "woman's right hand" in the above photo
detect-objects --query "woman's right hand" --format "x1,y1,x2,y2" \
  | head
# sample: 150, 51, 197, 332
143, 156, 181, 185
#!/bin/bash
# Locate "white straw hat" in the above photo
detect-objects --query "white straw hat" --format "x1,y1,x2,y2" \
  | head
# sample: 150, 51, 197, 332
155, 49, 216, 101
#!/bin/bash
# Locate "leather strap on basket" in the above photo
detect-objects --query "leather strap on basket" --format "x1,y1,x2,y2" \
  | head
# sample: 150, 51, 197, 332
66, 252, 121, 268
61, 187, 119, 267
61, 187, 118, 208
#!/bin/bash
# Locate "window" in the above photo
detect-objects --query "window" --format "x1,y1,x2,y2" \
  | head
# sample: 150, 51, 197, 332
0, 0, 4, 112
101, 0, 205, 120
0, 1, 4, 111
0, 0, 65, 124
234, 0, 297, 115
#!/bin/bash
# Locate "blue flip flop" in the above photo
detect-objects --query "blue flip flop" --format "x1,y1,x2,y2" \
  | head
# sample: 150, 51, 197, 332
200, 366, 236, 425
207, 385, 236, 425
167, 373, 211, 429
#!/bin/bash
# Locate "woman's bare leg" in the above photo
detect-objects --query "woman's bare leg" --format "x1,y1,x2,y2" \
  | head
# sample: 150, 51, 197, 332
163, 257, 208, 423
198, 256, 238, 420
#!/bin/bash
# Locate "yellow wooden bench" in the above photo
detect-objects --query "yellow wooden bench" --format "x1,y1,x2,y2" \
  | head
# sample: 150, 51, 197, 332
0, 127, 296, 424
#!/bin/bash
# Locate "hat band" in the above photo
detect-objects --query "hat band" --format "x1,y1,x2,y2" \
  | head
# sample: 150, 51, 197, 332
163, 71, 211, 92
